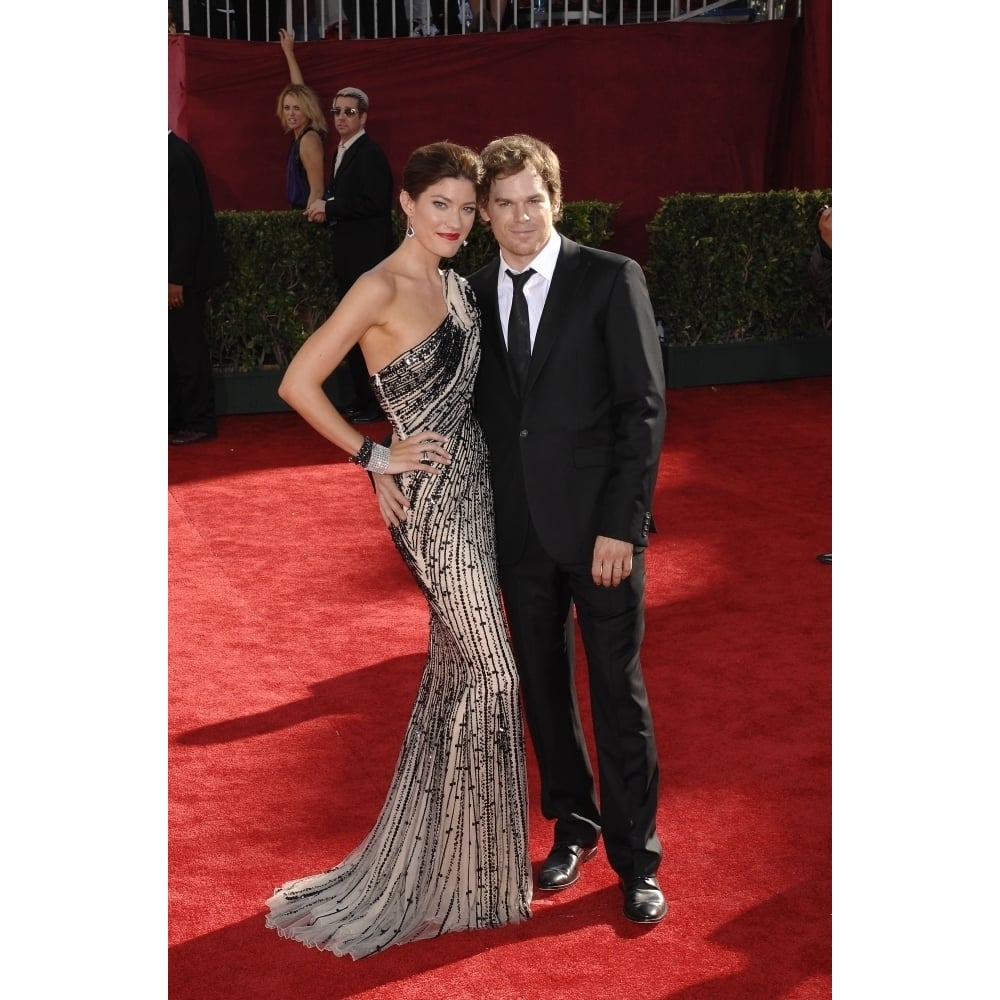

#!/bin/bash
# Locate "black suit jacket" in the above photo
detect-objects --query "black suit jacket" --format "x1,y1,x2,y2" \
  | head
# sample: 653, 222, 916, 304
470, 235, 666, 567
325, 132, 394, 286
168, 132, 224, 291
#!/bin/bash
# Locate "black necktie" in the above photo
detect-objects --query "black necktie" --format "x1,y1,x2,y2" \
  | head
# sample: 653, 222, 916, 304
506, 268, 535, 390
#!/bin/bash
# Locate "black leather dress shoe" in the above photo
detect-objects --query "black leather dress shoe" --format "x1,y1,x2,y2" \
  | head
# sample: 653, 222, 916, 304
817, 552, 832, 565
621, 875, 667, 923
537, 843, 598, 891
168, 429, 216, 445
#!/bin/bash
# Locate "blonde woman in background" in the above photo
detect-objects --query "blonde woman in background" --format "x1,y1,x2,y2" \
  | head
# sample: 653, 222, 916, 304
277, 28, 327, 211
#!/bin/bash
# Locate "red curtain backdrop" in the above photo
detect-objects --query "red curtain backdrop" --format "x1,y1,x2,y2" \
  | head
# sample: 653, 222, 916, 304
168, 5, 830, 264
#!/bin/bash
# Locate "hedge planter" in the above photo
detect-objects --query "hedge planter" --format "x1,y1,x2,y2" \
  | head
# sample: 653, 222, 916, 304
213, 338, 831, 415
646, 189, 832, 348
206, 193, 834, 413
207, 203, 618, 375
213, 364, 354, 416
664, 336, 831, 389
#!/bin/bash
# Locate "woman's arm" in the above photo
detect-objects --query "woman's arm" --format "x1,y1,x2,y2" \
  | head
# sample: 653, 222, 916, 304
277, 273, 450, 475
298, 129, 326, 207
279, 28, 304, 86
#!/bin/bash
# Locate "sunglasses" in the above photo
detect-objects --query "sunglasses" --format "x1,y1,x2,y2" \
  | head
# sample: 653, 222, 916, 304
330, 107, 361, 117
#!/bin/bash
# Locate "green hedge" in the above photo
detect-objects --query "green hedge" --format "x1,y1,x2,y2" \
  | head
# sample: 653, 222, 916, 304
206, 193, 831, 371
206, 212, 338, 372
207, 202, 618, 373
645, 189, 832, 346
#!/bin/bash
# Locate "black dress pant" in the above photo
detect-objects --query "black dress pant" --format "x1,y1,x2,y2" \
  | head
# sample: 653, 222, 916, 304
498, 519, 662, 880
168, 289, 216, 435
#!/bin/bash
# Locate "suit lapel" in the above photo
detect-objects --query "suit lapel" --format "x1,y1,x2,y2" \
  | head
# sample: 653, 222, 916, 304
523, 235, 579, 395
477, 259, 522, 396
335, 134, 366, 186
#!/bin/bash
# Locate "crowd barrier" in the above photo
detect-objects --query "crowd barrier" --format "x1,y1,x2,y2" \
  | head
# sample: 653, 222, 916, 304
171, 0, 798, 40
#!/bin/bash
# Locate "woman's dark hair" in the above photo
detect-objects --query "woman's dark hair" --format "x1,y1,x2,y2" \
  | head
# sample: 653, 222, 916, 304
402, 142, 483, 200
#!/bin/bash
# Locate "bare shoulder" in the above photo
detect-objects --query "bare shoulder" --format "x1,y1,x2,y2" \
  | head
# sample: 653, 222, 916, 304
345, 265, 398, 315
300, 129, 324, 151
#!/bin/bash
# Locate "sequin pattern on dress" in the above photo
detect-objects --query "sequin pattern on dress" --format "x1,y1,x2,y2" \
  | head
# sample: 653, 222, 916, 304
265, 268, 532, 960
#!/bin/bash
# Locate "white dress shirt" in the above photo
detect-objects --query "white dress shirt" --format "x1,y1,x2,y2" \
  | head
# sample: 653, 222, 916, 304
333, 128, 366, 176
497, 227, 561, 351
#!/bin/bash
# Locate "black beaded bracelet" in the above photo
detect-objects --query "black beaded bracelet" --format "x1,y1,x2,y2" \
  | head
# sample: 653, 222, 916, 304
348, 436, 375, 468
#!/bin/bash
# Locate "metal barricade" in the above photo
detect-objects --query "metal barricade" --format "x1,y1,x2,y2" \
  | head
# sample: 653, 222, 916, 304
173, 0, 799, 40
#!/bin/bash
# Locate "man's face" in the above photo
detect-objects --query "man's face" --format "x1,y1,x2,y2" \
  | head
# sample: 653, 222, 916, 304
330, 97, 365, 142
480, 168, 557, 271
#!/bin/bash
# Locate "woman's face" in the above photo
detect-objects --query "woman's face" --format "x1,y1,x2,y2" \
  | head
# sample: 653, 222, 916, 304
281, 95, 308, 134
403, 178, 478, 258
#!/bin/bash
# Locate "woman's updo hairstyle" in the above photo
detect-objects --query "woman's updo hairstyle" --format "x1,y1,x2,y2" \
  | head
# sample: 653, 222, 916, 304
402, 142, 483, 200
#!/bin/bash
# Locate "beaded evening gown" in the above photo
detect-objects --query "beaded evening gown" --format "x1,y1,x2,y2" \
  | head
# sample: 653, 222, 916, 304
265, 269, 532, 959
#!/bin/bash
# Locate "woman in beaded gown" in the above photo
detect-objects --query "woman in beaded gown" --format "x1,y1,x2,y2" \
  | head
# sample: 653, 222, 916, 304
265, 142, 532, 959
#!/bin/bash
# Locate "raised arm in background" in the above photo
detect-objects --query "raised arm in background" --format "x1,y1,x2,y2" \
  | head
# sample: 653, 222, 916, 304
279, 27, 305, 85
276, 28, 326, 210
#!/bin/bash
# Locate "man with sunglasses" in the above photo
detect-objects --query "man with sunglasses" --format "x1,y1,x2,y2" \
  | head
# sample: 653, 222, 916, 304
306, 88, 393, 423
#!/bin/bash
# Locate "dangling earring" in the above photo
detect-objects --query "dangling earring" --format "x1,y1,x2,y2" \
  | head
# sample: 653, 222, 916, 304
405, 221, 414, 238
462, 239, 469, 247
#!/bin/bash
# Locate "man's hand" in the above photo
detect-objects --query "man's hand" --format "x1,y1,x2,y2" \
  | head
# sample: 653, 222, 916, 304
306, 199, 327, 223
169, 282, 184, 310
592, 535, 634, 588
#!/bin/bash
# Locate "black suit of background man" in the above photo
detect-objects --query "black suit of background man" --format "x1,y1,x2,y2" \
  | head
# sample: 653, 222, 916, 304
321, 129, 394, 421
168, 130, 224, 444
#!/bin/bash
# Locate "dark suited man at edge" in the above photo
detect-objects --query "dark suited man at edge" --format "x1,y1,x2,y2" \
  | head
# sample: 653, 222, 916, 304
168, 130, 224, 445
306, 86, 393, 423
373, 134, 668, 924
812, 203, 831, 566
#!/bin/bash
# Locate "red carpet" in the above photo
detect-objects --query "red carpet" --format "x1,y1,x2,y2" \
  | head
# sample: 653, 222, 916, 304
168, 378, 831, 999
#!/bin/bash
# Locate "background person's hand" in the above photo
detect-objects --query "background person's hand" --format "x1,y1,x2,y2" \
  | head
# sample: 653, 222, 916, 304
169, 282, 184, 309
818, 205, 831, 248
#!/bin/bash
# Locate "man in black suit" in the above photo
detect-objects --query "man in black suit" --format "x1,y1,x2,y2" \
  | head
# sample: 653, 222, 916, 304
812, 204, 831, 565
373, 134, 667, 923
306, 87, 394, 423
168, 130, 224, 445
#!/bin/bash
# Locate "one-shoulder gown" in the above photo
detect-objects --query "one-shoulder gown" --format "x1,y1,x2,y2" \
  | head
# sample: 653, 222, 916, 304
265, 269, 533, 959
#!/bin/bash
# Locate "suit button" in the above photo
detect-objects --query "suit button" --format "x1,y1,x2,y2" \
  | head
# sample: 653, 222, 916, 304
519, 429, 528, 438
